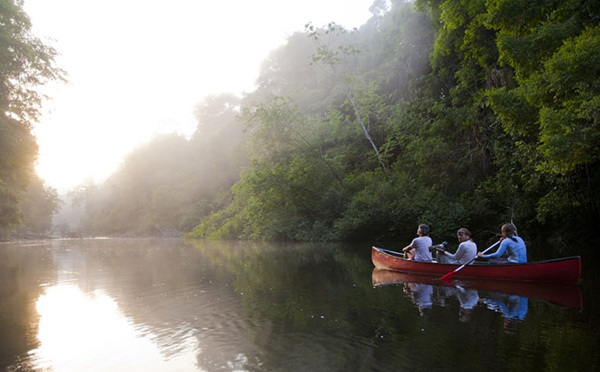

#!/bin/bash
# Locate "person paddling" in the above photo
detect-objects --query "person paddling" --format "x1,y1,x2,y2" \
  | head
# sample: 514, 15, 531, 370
477, 223, 527, 263
436, 228, 477, 264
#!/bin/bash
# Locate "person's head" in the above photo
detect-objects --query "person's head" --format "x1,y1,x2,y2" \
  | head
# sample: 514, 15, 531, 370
456, 228, 471, 242
418, 224, 430, 236
501, 223, 516, 237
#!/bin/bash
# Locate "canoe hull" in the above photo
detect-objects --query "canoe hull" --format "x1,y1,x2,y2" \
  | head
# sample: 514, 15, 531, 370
372, 246, 581, 284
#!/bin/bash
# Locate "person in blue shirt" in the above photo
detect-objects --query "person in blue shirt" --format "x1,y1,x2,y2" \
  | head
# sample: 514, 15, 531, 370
478, 223, 527, 263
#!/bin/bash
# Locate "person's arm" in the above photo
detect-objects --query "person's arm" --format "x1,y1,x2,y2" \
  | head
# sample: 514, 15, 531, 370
441, 243, 464, 260
452, 244, 466, 261
481, 239, 508, 258
402, 238, 417, 252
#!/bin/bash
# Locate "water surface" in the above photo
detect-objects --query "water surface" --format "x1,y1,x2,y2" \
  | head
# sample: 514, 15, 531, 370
0, 239, 597, 371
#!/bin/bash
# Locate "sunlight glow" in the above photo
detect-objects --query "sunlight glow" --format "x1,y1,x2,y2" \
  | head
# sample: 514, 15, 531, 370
29, 284, 199, 371
23, 0, 375, 192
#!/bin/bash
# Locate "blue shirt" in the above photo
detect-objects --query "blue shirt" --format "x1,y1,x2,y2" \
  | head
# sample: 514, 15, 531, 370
484, 295, 528, 320
482, 236, 527, 263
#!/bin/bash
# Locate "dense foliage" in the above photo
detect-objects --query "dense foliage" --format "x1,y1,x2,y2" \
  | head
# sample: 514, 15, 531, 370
189, 0, 600, 255
0, 0, 63, 239
75, 0, 599, 260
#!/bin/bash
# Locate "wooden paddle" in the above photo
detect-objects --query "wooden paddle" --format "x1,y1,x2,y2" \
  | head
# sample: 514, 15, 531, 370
440, 239, 502, 281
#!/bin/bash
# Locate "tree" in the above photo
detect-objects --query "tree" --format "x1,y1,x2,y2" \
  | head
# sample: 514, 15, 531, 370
485, 0, 600, 244
0, 0, 65, 238
306, 22, 387, 170
18, 172, 61, 236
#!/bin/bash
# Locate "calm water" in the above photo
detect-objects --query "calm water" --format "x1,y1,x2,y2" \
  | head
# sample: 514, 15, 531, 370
0, 238, 598, 371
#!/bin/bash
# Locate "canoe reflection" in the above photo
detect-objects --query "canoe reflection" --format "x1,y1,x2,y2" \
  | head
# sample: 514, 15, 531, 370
373, 268, 582, 318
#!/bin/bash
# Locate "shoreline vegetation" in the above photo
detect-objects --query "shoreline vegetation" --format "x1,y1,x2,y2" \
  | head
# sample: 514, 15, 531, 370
2, 1, 599, 266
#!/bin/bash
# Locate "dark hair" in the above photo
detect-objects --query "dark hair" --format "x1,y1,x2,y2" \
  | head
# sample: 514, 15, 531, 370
418, 224, 430, 236
502, 223, 518, 242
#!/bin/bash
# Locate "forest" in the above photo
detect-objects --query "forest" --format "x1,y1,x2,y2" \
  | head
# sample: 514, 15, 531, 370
2, 0, 599, 261
0, 0, 62, 240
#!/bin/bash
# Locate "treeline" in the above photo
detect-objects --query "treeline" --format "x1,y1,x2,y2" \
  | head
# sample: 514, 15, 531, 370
73, 0, 599, 258
186, 0, 598, 255
66, 94, 245, 237
0, 0, 63, 240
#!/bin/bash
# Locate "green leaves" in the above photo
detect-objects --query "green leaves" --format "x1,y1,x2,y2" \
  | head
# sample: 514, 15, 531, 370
503, 25, 600, 175
483, 3, 600, 240
0, 0, 66, 125
0, 1, 63, 237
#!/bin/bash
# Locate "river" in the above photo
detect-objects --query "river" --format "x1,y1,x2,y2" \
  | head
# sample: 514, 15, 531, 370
0, 238, 598, 371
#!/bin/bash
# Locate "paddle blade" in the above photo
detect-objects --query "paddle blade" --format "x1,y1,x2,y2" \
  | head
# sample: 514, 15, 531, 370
440, 276, 454, 284
440, 271, 455, 281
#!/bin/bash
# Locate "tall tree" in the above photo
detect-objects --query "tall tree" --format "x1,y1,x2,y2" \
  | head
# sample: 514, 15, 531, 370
0, 0, 65, 238
307, 22, 387, 169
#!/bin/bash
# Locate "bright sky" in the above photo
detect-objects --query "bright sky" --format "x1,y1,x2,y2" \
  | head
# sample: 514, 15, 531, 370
24, 0, 376, 192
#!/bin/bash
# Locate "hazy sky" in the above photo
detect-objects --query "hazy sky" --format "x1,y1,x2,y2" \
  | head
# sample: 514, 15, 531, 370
23, 0, 376, 192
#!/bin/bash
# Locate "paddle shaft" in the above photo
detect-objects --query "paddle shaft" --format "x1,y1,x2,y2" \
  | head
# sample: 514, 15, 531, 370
378, 248, 405, 257
440, 239, 502, 280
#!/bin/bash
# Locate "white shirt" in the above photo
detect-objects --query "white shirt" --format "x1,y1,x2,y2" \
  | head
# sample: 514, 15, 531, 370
444, 240, 477, 264
411, 236, 433, 261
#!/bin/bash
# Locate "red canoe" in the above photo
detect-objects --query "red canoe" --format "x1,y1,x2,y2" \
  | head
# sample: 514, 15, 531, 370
372, 268, 583, 309
372, 246, 581, 284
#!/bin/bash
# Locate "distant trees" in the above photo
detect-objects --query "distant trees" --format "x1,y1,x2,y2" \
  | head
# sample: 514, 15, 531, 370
17, 172, 61, 236
71, 94, 246, 236
0, 0, 64, 239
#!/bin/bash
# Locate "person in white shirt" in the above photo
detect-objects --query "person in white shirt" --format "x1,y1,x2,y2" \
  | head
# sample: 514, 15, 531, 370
402, 224, 433, 261
436, 228, 477, 264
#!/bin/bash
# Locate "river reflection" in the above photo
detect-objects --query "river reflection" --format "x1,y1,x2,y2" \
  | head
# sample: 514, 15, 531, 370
0, 239, 597, 371
436, 285, 479, 322
2, 239, 262, 371
373, 268, 581, 322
